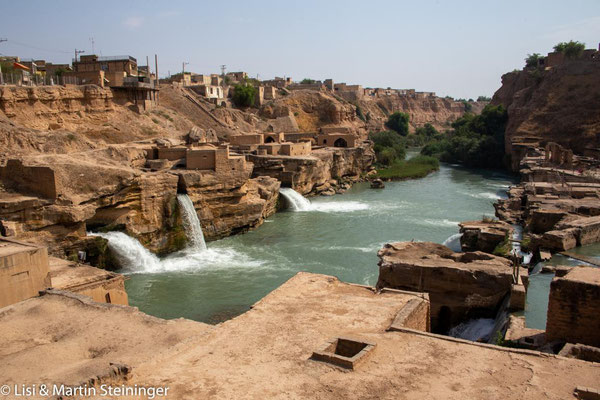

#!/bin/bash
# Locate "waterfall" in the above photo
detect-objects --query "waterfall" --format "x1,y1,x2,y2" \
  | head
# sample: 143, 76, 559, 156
177, 194, 207, 251
448, 318, 495, 341
279, 188, 369, 212
443, 233, 463, 252
89, 231, 162, 273
279, 188, 313, 211
511, 224, 532, 265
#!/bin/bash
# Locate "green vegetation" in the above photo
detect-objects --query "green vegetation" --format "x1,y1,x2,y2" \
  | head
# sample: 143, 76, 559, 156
375, 155, 439, 180
369, 130, 406, 166
554, 40, 585, 59
477, 96, 491, 102
421, 104, 508, 169
355, 103, 367, 122
300, 78, 316, 84
384, 112, 410, 136
405, 123, 441, 147
232, 83, 256, 107
525, 53, 543, 68
492, 234, 511, 257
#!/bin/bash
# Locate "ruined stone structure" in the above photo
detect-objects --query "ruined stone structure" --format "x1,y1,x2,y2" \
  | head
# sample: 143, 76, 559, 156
376, 242, 513, 332
0, 238, 51, 308
546, 267, 600, 347
545, 142, 574, 168
316, 133, 358, 148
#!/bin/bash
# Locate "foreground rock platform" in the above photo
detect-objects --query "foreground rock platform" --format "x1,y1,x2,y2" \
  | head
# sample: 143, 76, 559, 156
376, 241, 514, 332
1, 272, 598, 399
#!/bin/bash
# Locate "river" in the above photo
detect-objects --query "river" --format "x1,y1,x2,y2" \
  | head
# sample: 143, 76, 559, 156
121, 163, 517, 323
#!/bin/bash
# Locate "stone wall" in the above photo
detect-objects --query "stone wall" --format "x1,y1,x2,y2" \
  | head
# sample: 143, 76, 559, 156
546, 267, 600, 347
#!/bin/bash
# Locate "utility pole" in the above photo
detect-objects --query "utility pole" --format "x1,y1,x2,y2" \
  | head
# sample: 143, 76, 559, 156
74, 49, 85, 63
220, 64, 226, 77
89, 37, 95, 54
146, 55, 150, 77
0, 38, 6, 85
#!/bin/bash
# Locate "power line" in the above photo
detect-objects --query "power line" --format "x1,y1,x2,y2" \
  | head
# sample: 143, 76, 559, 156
2, 39, 72, 54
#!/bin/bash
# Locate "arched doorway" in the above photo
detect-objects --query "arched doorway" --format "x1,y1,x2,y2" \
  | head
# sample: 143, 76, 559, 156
265, 136, 276, 143
334, 138, 347, 148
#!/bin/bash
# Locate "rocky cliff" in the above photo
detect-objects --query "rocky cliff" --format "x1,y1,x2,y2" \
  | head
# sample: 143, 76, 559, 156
249, 144, 375, 195
357, 95, 486, 133
491, 59, 600, 169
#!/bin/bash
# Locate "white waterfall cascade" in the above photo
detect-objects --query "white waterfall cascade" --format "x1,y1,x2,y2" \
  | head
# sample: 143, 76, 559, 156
279, 188, 312, 211
448, 318, 495, 341
177, 194, 207, 251
512, 224, 533, 265
442, 233, 463, 253
90, 231, 162, 272
279, 187, 369, 212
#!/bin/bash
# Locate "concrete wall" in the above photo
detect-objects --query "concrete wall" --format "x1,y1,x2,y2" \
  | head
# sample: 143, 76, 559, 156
0, 239, 50, 308
0, 160, 57, 199
546, 267, 600, 347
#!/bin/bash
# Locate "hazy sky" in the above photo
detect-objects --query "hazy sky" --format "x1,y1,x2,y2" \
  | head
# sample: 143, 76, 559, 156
2, 0, 599, 98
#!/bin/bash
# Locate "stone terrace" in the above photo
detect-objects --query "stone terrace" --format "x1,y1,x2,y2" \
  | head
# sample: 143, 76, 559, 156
0, 272, 598, 399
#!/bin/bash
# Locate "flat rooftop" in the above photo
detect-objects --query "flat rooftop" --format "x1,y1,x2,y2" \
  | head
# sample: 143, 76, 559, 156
0, 272, 598, 398
48, 257, 122, 291
0, 237, 41, 258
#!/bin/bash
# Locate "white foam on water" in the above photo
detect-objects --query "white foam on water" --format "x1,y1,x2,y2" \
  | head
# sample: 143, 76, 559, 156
442, 233, 463, 252
280, 188, 369, 213
417, 218, 460, 227
448, 318, 495, 341
89, 231, 265, 274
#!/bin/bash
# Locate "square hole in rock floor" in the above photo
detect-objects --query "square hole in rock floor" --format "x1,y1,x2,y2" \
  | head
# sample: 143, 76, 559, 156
311, 337, 375, 370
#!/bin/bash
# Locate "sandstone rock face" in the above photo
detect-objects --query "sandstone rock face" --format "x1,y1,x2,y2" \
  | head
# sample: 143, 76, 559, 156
259, 91, 361, 133
491, 61, 600, 170
376, 242, 513, 332
249, 144, 375, 195
459, 220, 512, 253
177, 168, 280, 240
357, 95, 486, 133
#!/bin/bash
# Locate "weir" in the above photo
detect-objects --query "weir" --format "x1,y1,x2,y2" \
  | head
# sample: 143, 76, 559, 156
279, 188, 312, 211
442, 233, 463, 252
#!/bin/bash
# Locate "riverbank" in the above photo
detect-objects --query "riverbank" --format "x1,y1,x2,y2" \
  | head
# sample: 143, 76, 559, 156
375, 155, 440, 180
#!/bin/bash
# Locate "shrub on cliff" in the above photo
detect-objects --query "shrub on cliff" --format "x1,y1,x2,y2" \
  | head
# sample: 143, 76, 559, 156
385, 112, 410, 136
369, 130, 406, 166
554, 41, 585, 59
421, 104, 508, 169
300, 78, 316, 84
232, 84, 256, 107
525, 53, 543, 68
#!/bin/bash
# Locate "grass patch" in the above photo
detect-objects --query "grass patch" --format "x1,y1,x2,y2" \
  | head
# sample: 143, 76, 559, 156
375, 155, 439, 180
492, 234, 511, 257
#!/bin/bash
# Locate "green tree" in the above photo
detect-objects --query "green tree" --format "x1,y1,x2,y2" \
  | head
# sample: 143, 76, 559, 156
525, 53, 543, 68
384, 112, 410, 136
553, 41, 585, 59
477, 95, 492, 102
232, 84, 256, 107
369, 131, 407, 166
300, 78, 316, 84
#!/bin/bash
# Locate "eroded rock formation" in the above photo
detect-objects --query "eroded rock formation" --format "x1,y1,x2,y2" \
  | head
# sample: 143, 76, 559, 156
376, 241, 513, 332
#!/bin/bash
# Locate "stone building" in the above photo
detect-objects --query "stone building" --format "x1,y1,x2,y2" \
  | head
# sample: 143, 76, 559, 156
257, 141, 311, 156
72, 54, 138, 87
316, 133, 358, 148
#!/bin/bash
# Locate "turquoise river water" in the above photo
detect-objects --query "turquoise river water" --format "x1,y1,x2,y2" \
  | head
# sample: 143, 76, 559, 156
120, 163, 520, 323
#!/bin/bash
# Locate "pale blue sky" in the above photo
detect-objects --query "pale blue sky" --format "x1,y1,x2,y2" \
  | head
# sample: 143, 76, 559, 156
2, 0, 599, 98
